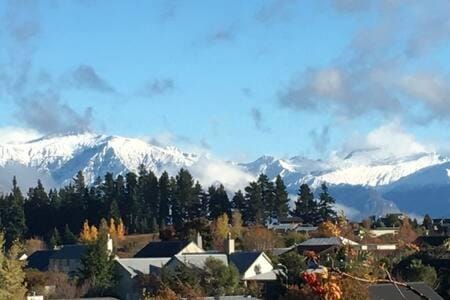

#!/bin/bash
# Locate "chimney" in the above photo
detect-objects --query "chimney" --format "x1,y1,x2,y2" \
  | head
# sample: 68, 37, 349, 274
224, 232, 235, 255
107, 234, 113, 254
196, 232, 203, 249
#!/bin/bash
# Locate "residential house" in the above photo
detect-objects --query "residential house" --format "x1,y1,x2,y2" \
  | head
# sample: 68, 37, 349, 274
415, 235, 450, 248
368, 282, 443, 300
48, 244, 87, 276
115, 257, 170, 300
133, 239, 204, 258
26, 250, 56, 272
294, 237, 359, 255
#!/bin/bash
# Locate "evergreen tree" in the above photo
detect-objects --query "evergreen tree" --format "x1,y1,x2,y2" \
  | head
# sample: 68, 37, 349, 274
292, 183, 319, 225
209, 184, 231, 220
0, 233, 27, 300
257, 174, 276, 220
423, 214, 433, 230
244, 181, 264, 224
48, 228, 61, 249
63, 224, 77, 244
231, 190, 246, 212
25, 180, 52, 238
158, 171, 171, 229
0, 178, 26, 249
79, 230, 116, 296
171, 169, 196, 230
317, 183, 336, 222
125, 172, 139, 233
273, 175, 290, 219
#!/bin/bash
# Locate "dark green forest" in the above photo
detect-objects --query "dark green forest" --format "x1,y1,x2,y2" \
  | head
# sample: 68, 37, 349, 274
0, 166, 336, 248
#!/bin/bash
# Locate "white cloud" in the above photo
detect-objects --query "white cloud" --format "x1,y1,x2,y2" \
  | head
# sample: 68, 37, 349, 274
0, 127, 40, 144
191, 158, 255, 192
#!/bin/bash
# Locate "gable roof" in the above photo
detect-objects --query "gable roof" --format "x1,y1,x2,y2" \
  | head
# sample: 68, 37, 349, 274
229, 252, 263, 274
134, 240, 191, 258
170, 253, 228, 269
116, 258, 170, 277
51, 244, 87, 260
26, 250, 56, 271
369, 282, 443, 300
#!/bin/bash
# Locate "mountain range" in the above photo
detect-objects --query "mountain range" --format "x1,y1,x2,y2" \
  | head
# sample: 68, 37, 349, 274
1, 132, 449, 219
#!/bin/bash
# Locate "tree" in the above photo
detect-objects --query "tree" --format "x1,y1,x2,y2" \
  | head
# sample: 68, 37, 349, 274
79, 230, 116, 296
48, 228, 61, 249
317, 183, 336, 222
274, 175, 290, 219
80, 220, 92, 242
0, 177, 26, 249
63, 224, 77, 244
242, 226, 279, 251
292, 183, 319, 225
158, 171, 171, 229
209, 184, 231, 220
422, 214, 433, 230
244, 182, 264, 224
0, 232, 27, 299
211, 214, 229, 250
117, 218, 125, 241
317, 221, 341, 237
402, 259, 437, 287
230, 211, 244, 240
171, 169, 196, 230
108, 218, 116, 239
201, 258, 240, 296
398, 218, 417, 244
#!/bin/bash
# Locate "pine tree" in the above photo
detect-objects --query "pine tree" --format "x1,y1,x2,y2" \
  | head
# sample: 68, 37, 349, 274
63, 224, 77, 244
292, 183, 319, 225
158, 171, 171, 229
244, 181, 264, 224
423, 214, 433, 230
79, 229, 116, 295
257, 174, 276, 221
1, 177, 26, 249
108, 218, 117, 239
0, 233, 27, 300
274, 175, 289, 219
49, 228, 61, 249
25, 180, 51, 238
317, 183, 336, 222
209, 184, 231, 220
172, 169, 196, 230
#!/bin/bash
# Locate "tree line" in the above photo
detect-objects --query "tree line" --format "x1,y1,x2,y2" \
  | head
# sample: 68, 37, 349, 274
0, 166, 337, 248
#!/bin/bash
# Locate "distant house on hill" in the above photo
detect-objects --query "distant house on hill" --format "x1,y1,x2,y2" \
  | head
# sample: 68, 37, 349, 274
133, 239, 204, 258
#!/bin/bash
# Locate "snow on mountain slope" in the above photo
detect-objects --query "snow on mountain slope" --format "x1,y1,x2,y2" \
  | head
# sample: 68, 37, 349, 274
0, 132, 198, 186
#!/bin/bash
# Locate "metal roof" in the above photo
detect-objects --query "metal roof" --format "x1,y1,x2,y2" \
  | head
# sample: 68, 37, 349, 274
171, 253, 229, 269
115, 257, 170, 277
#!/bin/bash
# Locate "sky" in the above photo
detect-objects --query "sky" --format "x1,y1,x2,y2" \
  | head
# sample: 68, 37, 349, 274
1, 0, 450, 162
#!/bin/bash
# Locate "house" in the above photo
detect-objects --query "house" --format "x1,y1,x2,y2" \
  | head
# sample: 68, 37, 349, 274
133, 239, 204, 258
48, 244, 87, 276
26, 250, 56, 271
115, 257, 170, 300
229, 251, 278, 281
165, 253, 229, 271
431, 219, 450, 235
368, 282, 443, 300
294, 237, 359, 255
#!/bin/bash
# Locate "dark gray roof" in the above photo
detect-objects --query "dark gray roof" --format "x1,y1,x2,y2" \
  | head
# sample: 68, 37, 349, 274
415, 236, 449, 247
134, 240, 190, 258
299, 237, 343, 246
51, 245, 87, 260
229, 252, 262, 274
26, 250, 56, 271
369, 282, 443, 300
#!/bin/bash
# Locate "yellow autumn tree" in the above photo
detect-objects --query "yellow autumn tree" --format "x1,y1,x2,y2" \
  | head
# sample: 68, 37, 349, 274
117, 218, 125, 241
79, 220, 92, 242
230, 211, 243, 239
90, 225, 98, 240
318, 221, 341, 237
211, 214, 229, 250
109, 218, 117, 239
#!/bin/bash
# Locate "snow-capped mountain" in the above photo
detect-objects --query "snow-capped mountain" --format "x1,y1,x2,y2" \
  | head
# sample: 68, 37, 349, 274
0, 132, 198, 188
1, 131, 449, 219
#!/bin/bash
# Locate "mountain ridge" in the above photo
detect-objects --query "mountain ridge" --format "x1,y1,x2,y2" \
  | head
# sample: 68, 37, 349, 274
1, 131, 449, 218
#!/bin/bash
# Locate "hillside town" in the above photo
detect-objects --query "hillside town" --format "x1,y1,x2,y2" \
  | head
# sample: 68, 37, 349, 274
0, 169, 448, 299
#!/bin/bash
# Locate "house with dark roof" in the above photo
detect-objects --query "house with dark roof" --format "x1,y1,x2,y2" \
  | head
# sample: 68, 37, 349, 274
294, 237, 359, 255
26, 250, 56, 271
48, 244, 87, 276
133, 239, 204, 258
229, 251, 277, 281
369, 282, 443, 300
415, 235, 450, 248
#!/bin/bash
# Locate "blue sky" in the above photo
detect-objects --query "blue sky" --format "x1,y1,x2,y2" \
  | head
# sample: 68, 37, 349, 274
1, 0, 450, 161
